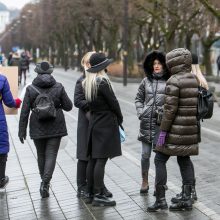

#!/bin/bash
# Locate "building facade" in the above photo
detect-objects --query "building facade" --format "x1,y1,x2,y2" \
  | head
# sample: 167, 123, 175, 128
0, 2, 9, 33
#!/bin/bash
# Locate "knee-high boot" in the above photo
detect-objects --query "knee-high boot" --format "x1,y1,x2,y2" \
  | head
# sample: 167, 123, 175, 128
140, 159, 149, 194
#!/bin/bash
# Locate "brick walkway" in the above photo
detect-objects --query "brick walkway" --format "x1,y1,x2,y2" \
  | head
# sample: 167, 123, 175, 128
0, 112, 213, 220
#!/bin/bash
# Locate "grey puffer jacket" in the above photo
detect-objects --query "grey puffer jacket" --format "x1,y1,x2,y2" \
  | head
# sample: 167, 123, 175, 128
135, 76, 167, 143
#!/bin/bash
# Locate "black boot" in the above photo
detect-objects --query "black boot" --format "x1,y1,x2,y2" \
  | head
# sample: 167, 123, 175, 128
171, 184, 197, 204
92, 193, 116, 207
40, 182, 50, 198
171, 186, 183, 203
169, 185, 192, 211
77, 184, 87, 198
0, 176, 9, 189
103, 186, 113, 198
147, 185, 168, 212
191, 179, 197, 201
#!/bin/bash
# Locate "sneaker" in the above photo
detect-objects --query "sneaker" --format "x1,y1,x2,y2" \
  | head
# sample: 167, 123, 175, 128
0, 176, 9, 189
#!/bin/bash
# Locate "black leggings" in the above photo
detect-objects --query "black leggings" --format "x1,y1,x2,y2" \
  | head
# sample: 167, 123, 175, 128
77, 160, 88, 187
154, 152, 194, 187
86, 158, 108, 194
34, 137, 61, 183
19, 69, 27, 83
0, 154, 7, 179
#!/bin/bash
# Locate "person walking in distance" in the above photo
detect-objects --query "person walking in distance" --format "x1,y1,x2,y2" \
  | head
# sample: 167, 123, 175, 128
74, 51, 112, 199
18, 61, 73, 198
0, 74, 21, 188
82, 52, 123, 206
148, 48, 200, 212
19, 52, 29, 85
135, 51, 170, 194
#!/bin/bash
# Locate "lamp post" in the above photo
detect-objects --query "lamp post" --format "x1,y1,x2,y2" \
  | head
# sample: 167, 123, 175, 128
123, 0, 128, 86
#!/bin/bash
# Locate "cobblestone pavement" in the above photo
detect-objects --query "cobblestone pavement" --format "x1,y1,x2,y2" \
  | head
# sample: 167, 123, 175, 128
1, 67, 219, 220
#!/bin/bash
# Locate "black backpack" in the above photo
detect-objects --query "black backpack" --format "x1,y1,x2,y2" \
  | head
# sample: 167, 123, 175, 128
30, 85, 56, 120
197, 86, 214, 121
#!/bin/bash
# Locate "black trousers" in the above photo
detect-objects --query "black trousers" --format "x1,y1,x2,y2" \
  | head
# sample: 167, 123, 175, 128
154, 152, 194, 187
34, 137, 61, 183
86, 158, 108, 194
19, 69, 27, 83
0, 154, 7, 179
77, 159, 88, 188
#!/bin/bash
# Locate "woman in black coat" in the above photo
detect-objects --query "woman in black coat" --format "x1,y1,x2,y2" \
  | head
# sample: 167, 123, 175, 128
18, 61, 73, 198
83, 52, 123, 207
74, 51, 93, 197
74, 52, 113, 200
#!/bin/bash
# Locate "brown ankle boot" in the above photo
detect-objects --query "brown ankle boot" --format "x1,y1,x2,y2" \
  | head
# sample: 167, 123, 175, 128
140, 172, 149, 194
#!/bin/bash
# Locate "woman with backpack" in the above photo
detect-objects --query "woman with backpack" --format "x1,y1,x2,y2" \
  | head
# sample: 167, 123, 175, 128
18, 61, 73, 198
135, 51, 170, 195
0, 74, 21, 189
82, 52, 123, 206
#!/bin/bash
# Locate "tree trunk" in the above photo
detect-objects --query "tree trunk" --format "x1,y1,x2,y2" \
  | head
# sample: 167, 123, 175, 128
202, 44, 212, 75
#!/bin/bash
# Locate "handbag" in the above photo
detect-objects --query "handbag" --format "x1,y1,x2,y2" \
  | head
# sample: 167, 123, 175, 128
119, 125, 125, 143
197, 86, 213, 121
152, 125, 160, 148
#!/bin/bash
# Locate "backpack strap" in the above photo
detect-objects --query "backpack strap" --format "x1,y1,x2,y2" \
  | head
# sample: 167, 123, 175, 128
30, 85, 41, 94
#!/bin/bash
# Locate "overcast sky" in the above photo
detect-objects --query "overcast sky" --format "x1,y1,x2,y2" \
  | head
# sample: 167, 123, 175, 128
0, 0, 31, 9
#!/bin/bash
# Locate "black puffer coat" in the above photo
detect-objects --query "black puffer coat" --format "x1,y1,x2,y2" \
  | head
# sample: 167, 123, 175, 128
19, 74, 73, 139
156, 48, 199, 156
135, 51, 169, 143
74, 75, 89, 161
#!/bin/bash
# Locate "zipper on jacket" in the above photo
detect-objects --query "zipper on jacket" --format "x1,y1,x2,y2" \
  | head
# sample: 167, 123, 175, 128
150, 80, 158, 142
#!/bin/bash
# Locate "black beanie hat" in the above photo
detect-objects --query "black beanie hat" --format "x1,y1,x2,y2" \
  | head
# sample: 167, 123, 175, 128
34, 61, 53, 74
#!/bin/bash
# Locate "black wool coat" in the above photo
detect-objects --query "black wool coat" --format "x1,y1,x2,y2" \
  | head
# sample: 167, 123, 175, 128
74, 76, 90, 161
87, 78, 123, 159
19, 74, 73, 139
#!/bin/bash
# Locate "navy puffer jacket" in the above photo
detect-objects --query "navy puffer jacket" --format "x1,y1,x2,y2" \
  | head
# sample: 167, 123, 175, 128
0, 74, 16, 154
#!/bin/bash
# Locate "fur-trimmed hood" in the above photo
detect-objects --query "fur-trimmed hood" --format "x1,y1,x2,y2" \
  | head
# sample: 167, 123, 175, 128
143, 50, 169, 81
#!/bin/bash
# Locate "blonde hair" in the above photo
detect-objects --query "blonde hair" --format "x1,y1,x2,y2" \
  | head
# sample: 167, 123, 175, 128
81, 51, 96, 69
192, 64, 209, 90
82, 70, 113, 102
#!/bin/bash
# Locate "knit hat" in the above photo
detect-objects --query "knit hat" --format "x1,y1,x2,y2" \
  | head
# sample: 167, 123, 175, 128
34, 61, 53, 74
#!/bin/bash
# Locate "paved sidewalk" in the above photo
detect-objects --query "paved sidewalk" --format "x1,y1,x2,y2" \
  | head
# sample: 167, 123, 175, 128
0, 112, 214, 220
1, 66, 219, 220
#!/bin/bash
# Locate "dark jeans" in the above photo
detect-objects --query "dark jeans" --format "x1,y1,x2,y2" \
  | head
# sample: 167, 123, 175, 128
154, 152, 194, 187
86, 158, 108, 194
34, 137, 61, 183
0, 154, 7, 179
77, 160, 88, 188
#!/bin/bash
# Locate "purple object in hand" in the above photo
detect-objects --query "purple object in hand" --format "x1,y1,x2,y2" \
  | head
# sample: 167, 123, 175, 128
157, 131, 167, 147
